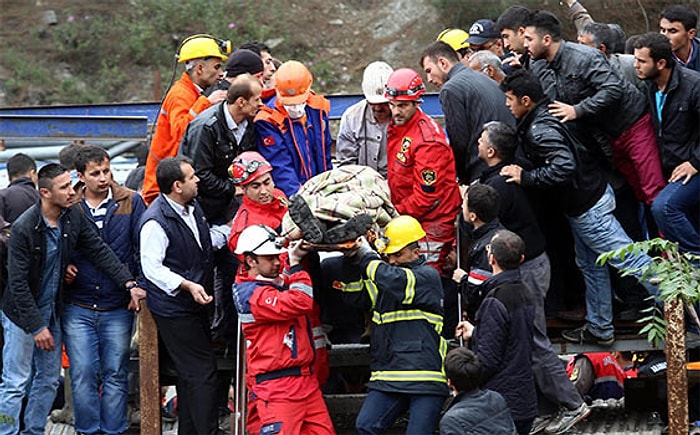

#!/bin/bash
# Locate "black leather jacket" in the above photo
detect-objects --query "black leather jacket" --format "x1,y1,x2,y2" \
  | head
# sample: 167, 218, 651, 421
646, 63, 700, 176
180, 102, 258, 224
533, 41, 647, 139
2, 204, 133, 334
517, 101, 605, 217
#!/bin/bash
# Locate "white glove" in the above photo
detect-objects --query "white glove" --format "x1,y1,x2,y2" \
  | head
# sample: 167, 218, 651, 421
288, 240, 308, 264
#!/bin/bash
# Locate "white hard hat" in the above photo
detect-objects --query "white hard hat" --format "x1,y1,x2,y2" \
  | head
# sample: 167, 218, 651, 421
362, 61, 394, 104
234, 225, 285, 256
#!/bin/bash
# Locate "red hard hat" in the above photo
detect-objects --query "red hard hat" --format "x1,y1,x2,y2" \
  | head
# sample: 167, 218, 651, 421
384, 68, 425, 101
228, 151, 272, 185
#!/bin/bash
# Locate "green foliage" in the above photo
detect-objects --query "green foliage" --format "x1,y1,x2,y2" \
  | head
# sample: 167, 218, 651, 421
3, 0, 289, 104
597, 238, 700, 346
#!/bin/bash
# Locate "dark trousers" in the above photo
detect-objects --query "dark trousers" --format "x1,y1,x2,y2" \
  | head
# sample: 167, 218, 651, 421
153, 312, 218, 435
211, 248, 238, 346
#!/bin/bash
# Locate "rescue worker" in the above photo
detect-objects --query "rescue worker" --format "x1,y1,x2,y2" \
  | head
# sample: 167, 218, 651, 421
254, 60, 333, 197
142, 34, 229, 205
436, 28, 471, 64
227, 151, 289, 281
383, 68, 461, 271
336, 61, 394, 178
342, 215, 449, 434
232, 225, 334, 435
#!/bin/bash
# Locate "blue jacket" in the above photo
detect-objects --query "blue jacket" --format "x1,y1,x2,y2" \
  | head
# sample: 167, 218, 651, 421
439, 389, 517, 435
675, 37, 700, 73
254, 94, 333, 197
2, 203, 133, 334
66, 181, 145, 310
352, 251, 449, 397
139, 195, 214, 318
472, 269, 537, 422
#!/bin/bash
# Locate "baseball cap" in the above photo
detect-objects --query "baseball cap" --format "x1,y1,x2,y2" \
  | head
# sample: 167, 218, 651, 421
225, 49, 264, 78
466, 19, 500, 45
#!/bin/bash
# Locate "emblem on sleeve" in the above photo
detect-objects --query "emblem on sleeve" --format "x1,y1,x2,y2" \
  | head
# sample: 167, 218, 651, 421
421, 169, 437, 185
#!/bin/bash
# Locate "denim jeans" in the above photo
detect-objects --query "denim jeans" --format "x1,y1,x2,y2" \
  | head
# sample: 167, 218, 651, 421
0, 312, 62, 435
521, 253, 584, 414
62, 304, 133, 435
651, 176, 700, 254
356, 389, 445, 434
568, 185, 655, 339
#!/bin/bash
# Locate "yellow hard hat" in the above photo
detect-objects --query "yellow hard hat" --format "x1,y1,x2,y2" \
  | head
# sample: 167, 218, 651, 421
178, 35, 229, 63
377, 215, 426, 255
436, 28, 470, 51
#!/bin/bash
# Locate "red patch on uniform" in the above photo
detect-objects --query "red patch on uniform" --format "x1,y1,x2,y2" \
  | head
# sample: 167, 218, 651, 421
332, 280, 343, 290
262, 136, 275, 146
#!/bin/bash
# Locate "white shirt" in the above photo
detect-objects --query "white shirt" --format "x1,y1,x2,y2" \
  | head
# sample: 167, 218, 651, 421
224, 104, 248, 144
139, 196, 204, 296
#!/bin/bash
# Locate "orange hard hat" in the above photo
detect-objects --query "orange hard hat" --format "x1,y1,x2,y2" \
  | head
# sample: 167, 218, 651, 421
275, 60, 313, 105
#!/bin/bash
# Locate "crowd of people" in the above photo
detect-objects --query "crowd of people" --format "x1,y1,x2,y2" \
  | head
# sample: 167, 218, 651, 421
1, 1, 699, 434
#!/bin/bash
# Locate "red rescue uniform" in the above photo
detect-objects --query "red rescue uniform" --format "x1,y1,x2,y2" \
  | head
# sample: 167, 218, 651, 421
386, 108, 461, 269
232, 267, 333, 435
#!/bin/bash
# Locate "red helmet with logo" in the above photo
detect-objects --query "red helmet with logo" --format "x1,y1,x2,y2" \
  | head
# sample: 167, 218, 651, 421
384, 68, 425, 101
228, 151, 273, 186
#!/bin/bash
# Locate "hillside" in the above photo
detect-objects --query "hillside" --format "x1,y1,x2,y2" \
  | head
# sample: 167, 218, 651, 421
0, 0, 697, 106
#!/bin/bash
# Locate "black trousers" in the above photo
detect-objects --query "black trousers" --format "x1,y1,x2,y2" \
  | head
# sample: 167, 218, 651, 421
153, 312, 219, 435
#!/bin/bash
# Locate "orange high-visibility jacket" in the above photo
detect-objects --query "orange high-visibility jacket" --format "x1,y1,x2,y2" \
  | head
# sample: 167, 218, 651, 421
142, 72, 212, 205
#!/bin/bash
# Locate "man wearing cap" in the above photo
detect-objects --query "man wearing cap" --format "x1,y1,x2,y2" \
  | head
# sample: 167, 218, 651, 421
179, 73, 263, 356
203, 48, 265, 96
255, 61, 332, 197
467, 18, 518, 74
142, 34, 229, 205
420, 41, 515, 184
336, 61, 394, 178
232, 225, 335, 434
467, 19, 506, 57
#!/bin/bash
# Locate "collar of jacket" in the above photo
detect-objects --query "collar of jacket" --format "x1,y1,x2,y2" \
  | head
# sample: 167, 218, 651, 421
547, 41, 568, 70
483, 268, 522, 291
8, 177, 35, 188
72, 179, 132, 204
516, 99, 551, 133
479, 161, 508, 182
472, 218, 501, 240
398, 255, 427, 269
446, 62, 467, 81
664, 63, 682, 95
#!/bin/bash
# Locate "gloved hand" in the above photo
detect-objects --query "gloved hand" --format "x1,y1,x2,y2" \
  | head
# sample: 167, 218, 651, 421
288, 240, 308, 264
346, 236, 373, 258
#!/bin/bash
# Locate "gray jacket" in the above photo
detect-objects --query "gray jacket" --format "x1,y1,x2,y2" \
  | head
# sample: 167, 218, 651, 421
532, 41, 647, 138
336, 99, 388, 178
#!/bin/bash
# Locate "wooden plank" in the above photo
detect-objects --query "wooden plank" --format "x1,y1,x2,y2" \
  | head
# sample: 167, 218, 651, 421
138, 302, 161, 435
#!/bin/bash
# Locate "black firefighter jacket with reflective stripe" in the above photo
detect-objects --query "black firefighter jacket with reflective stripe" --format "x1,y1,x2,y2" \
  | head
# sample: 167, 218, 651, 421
357, 251, 449, 397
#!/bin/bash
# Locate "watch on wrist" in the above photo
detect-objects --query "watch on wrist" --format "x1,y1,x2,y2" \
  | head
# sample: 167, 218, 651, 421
125, 281, 138, 292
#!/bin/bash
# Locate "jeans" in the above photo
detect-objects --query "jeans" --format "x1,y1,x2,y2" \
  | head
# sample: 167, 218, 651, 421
568, 185, 655, 339
62, 305, 133, 435
521, 253, 584, 414
0, 312, 62, 435
356, 389, 445, 434
651, 176, 700, 254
